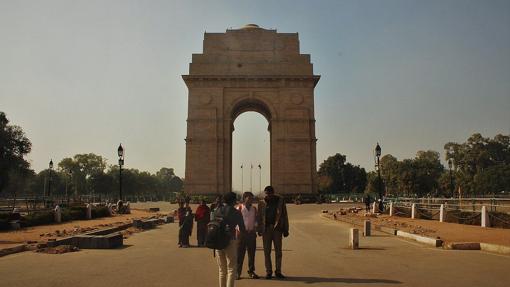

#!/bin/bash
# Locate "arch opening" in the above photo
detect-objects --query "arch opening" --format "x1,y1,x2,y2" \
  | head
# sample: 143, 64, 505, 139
231, 111, 271, 196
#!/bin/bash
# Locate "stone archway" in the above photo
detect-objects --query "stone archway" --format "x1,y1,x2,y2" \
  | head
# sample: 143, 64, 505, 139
182, 24, 320, 197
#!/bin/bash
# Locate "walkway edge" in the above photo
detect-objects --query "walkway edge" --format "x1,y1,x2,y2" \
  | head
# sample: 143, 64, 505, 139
0, 244, 26, 257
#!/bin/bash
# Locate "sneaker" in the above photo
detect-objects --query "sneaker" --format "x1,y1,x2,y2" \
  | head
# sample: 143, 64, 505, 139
265, 273, 272, 280
248, 272, 259, 279
275, 272, 286, 279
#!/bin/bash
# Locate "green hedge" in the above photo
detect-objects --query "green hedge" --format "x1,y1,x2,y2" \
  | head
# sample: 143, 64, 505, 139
21, 211, 54, 227
0, 213, 10, 230
92, 206, 110, 218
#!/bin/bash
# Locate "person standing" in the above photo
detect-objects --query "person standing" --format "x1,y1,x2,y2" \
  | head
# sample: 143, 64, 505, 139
195, 199, 211, 247
215, 192, 245, 287
257, 186, 289, 280
177, 199, 192, 247
236, 192, 259, 279
364, 195, 371, 213
180, 209, 194, 248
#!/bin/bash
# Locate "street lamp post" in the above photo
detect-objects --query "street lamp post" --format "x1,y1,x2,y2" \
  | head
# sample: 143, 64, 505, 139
375, 143, 383, 213
118, 144, 124, 201
448, 158, 454, 198
48, 159, 54, 197
258, 164, 262, 194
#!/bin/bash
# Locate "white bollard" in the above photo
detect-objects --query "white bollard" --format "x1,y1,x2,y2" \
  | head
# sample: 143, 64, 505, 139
125, 202, 131, 214
481, 206, 489, 228
364, 220, 371, 236
372, 202, 376, 213
349, 228, 359, 249
439, 204, 445, 222
389, 201, 394, 216
107, 203, 113, 216
54, 205, 62, 223
86, 203, 92, 219
411, 203, 416, 219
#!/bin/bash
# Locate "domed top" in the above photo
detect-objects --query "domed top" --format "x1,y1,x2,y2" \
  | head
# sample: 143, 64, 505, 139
240, 24, 261, 29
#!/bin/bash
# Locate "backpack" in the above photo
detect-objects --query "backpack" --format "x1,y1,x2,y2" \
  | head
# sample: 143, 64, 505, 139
205, 206, 231, 250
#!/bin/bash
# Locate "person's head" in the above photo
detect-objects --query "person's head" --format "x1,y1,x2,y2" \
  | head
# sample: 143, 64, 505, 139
200, 199, 206, 206
264, 185, 275, 199
243, 192, 254, 205
223, 192, 237, 206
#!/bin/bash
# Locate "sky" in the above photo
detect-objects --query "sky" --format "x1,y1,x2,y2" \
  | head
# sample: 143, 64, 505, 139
1, 0, 509, 192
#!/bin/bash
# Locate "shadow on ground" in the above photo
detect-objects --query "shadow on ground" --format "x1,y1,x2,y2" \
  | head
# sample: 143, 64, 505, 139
285, 276, 402, 284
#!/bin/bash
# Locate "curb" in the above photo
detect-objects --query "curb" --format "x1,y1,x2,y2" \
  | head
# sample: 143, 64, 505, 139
0, 244, 26, 258
322, 213, 442, 247
396, 231, 443, 247
480, 243, 510, 255
445, 242, 480, 250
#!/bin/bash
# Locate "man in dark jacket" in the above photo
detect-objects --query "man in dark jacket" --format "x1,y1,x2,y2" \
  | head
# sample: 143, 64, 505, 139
257, 186, 289, 279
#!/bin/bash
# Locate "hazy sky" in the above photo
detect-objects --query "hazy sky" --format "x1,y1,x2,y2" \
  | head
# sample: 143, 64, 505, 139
1, 0, 509, 192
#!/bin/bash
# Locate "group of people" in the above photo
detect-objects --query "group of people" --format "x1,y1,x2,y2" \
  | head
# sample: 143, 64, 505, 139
176, 185, 289, 287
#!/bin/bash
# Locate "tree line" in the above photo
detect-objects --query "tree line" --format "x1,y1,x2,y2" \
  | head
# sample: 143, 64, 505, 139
318, 133, 509, 198
0, 111, 183, 200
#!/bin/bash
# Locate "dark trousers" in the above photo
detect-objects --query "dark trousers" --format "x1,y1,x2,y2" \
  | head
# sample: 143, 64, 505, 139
179, 226, 190, 246
197, 221, 208, 246
237, 231, 257, 275
262, 225, 283, 275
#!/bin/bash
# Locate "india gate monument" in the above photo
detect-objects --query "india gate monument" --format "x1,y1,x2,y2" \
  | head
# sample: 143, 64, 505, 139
182, 24, 320, 197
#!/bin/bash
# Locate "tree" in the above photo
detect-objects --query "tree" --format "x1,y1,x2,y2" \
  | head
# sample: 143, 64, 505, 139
318, 153, 367, 194
0, 112, 32, 194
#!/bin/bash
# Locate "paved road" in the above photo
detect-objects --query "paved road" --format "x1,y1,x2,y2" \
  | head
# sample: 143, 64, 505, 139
1, 204, 509, 287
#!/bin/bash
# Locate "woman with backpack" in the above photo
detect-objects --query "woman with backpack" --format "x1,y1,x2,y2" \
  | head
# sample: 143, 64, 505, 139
213, 192, 245, 287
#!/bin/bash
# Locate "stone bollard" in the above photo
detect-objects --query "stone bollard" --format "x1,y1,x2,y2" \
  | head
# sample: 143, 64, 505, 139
481, 206, 490, 227
439, 204, 445, 222
389, 201, 394, 216
54, 205, 62, 223
349, 228, 359, 249
86, 203, 92, 219
364, 220, 371, 236
411, 203, 416, 219
372, 202, 376, 213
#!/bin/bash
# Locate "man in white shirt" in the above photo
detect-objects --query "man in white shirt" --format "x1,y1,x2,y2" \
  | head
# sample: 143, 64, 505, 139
236, 192, 259, 279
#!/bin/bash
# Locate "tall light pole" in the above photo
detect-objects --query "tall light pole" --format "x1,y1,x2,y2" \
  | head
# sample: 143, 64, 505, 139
250, 163, 253, 192
118, 144, 124, 201
241, 164, 244, 193
375, 143, 383, 212
258, 164, 262, 195
48, 159, 54, 198
448, 158, 454, 198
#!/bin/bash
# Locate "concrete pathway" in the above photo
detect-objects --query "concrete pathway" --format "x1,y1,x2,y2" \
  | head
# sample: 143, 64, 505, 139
1, 204, 509, 287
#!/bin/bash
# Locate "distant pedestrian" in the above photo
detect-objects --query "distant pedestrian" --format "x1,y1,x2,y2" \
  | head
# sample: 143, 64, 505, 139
257, 186, 289, 280
180, 210, 194, 248
236, 192, 260, 279
214, 192, 245, 287
177, 200, 192, 247
195, 199, 211, 247
365, 195, 371, 213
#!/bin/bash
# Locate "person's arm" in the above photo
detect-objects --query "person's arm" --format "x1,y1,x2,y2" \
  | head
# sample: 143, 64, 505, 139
282, 201, 289, 237
236, 209, 246, 233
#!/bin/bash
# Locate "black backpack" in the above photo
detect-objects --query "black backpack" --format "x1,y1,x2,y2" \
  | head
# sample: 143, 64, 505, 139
205, 206, 231, 250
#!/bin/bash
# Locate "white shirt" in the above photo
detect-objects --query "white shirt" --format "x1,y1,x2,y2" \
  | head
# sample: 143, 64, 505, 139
238, 204, 257, 232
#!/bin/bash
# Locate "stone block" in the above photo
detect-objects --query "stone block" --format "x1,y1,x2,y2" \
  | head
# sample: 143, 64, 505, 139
349, 228, 359, 249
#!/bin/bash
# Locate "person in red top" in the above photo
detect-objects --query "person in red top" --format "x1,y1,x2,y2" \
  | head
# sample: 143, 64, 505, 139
194, 199, 211, 247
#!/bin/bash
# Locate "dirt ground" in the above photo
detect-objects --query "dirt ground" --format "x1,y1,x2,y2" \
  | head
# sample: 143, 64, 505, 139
327, 205, 510, 246
0, 209, 167, 249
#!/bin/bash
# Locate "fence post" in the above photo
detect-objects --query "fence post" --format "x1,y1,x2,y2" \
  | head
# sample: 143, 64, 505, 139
349, 228, 359, 249
86, 203, 92, 219
389, 201, 394, 216
439, 204, 445, 222
481, 205, 489, 228
364, 220, 371, 236
411, 203, 416, 219
54, 205, 61, 223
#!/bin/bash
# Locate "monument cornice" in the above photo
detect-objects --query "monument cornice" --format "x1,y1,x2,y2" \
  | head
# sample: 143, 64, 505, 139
182, 75, 320, 88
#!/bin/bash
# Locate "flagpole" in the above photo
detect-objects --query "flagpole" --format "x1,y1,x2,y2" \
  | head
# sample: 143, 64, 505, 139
258, 164, 262, 194
250, 163, 253, 192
